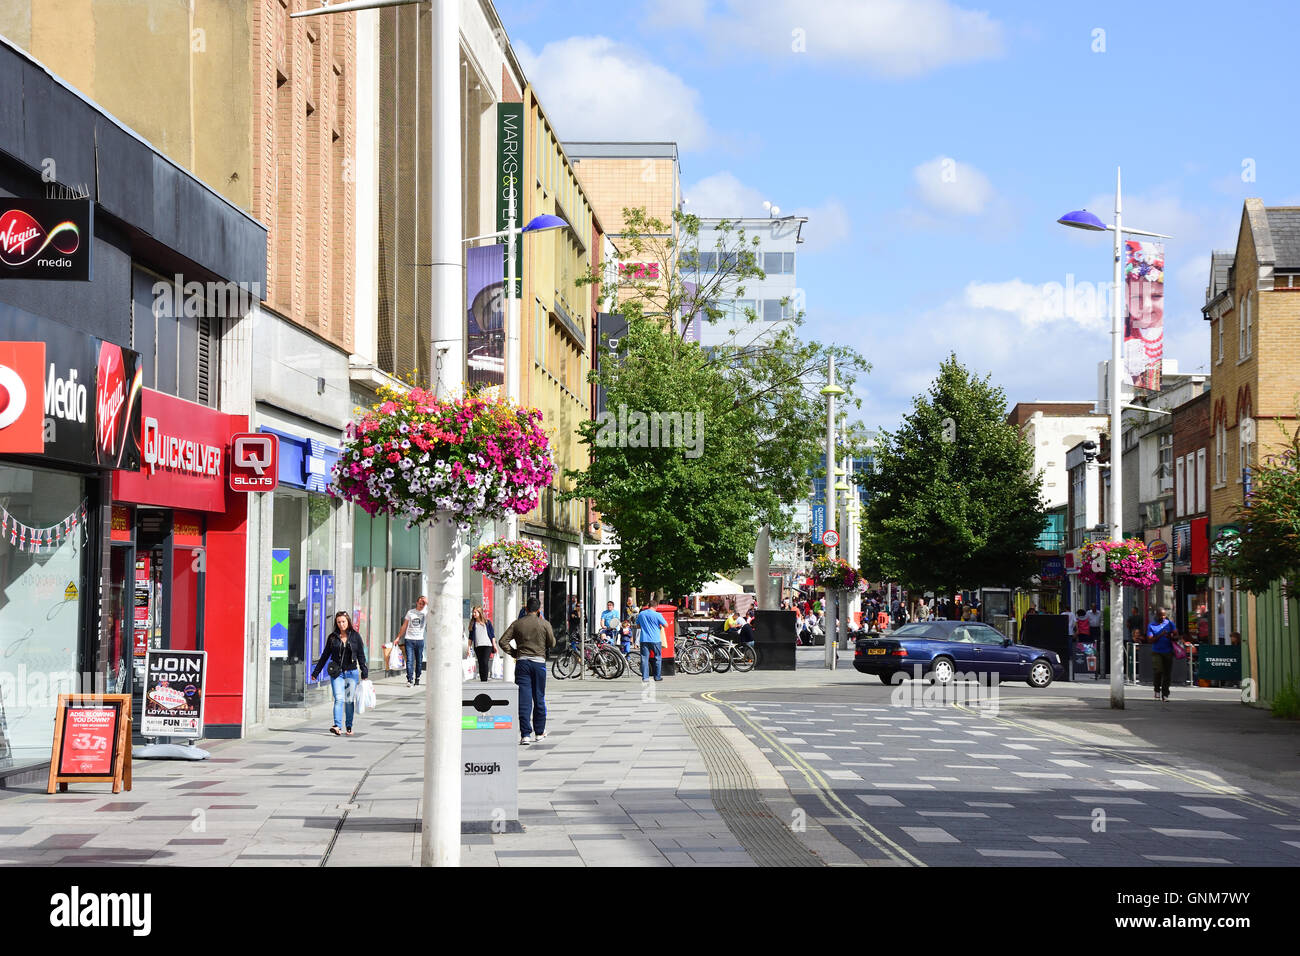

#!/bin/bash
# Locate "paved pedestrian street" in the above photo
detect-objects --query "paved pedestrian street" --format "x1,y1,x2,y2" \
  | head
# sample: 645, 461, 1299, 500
0, 652, 1296, 867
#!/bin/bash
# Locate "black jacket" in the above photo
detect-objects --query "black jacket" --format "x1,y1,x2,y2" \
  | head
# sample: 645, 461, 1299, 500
312, 630, 369, 681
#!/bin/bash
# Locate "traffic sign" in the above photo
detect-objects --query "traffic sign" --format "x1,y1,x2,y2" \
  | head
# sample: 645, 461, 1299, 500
822, 529, 840, 548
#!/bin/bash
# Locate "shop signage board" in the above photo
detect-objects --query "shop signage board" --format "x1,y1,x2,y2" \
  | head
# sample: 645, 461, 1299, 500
496, 103, 524, 298
0, 340, 46, 453
47, 694, 132, 793
0, 313, 142, 468
113, 389, 230, 510
1196, 644, 1241, 683
0, 198, 93, 281
141, 649, 207, 738
230, 432, 279, 492
269, 548, 290, 660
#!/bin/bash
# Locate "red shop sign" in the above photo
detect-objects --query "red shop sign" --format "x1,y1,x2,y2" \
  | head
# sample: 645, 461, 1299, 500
113, 389, 234, 512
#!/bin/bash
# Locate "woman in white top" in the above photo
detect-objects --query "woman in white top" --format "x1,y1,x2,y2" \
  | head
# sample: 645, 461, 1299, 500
467, 606, 497, 682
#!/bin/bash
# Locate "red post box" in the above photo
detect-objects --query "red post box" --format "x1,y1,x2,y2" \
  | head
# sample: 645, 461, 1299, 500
655, 604, 677, 676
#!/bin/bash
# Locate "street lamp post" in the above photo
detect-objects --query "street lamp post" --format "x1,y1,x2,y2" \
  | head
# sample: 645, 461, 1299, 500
465, 210, 567, 681
1057, 167, 1171, 710
820, 356, 845, 670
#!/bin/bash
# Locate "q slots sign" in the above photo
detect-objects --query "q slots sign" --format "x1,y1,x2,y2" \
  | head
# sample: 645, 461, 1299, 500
0, 198, 93, 281
229, 432, 279, 492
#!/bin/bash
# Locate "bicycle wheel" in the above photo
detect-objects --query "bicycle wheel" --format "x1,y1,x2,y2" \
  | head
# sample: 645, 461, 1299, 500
625, 648, 643, 678
710, 643, 732, 674
732, 643, 757, 673
552, 651, 579, 680
593, 647, 621, 680
609, 646, 627, 678
680, 644, 711, 675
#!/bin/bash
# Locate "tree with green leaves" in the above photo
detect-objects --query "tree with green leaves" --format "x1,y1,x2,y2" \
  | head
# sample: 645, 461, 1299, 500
1216, 420, 1300, 593
564, 208, 868, 597
859, 355, 1046, 595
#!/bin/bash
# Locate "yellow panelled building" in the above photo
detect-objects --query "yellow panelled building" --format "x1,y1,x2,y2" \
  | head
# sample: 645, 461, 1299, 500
518, 85, 603, 630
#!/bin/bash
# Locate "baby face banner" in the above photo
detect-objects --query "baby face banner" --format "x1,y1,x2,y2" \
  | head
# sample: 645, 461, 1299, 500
1124, 240, 1165, 391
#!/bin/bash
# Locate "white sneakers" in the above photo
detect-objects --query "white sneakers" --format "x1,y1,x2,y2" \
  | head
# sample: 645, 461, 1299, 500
520, 735, 533, 745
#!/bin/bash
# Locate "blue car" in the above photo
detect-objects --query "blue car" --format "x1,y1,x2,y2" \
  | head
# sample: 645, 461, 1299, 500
853, 620, 1064, 688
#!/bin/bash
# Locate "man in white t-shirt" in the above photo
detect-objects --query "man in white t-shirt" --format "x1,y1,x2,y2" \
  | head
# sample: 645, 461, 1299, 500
396, 596, 428, 687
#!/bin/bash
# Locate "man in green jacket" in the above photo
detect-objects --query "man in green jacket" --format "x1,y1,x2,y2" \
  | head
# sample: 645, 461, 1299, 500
498, 596, 557, 744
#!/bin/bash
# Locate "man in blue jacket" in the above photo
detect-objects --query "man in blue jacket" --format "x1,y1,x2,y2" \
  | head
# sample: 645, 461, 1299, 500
635, 603, 668, 682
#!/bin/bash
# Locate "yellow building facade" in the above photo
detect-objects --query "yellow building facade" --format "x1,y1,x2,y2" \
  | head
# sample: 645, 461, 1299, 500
517, 85, 602, 625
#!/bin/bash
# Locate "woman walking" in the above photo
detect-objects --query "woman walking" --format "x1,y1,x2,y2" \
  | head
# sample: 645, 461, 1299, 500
1147, 606, 1178, 702
467, 606, 496, 682
311, 611, 369, 736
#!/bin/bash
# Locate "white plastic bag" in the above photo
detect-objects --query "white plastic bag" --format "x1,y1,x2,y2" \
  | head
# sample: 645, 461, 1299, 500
384, 642, 405, 672
462, 656, 477, 681
355, 678, 377, 713
491, 654, 504, 679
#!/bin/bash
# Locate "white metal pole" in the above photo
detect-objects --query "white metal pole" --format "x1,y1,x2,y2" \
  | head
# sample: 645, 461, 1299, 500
1109, 167, 1125, 710
824, 355, 837, 670
755, 525, 770, 609
502, 194, 519, 685
422, 0, 463, 867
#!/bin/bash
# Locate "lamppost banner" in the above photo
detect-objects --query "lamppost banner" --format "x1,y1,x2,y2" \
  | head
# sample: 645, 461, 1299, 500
1123, 240, 1164, 391
466, 244, 504, 390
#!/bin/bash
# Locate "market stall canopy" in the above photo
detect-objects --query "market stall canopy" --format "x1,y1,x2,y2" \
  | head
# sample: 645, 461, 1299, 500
694, 574, 746, 596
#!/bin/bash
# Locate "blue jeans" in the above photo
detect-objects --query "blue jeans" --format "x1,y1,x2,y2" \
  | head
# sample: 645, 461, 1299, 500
331, 669, 361, 729
404, 639, 425, 683
641, 641, 662, 680
515, 659, 547, 738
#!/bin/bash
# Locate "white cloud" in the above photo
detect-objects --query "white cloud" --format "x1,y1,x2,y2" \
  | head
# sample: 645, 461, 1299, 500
682, 171, 768, 217
683, 173, 852, 250
912, 156, 995, 216
793, 199, 851, 252
517, 37, 710, 149
964, 278, 1108, 332
697, 0, 1006, 77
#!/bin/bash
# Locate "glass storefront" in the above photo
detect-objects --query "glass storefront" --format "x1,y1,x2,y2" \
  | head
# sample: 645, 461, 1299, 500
0, 464, 88, 771
353, 511, 423, 668
270, 488, 342, 706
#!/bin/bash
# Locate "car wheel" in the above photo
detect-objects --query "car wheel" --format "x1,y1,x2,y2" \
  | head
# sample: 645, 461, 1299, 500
929, 656, 955, 686
1027, 659, 1054, 688
877, 672, 896, 685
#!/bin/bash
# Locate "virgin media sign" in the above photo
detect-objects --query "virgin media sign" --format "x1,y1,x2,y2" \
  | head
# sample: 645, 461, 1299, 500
0, 198, 93, 281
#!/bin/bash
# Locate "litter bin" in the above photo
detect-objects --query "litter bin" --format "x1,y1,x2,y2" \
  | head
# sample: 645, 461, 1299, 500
461, 682, 519, 833
753, 609, 796, 671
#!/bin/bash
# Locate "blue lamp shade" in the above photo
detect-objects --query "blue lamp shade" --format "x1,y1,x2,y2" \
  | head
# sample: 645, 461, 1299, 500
1056, 208, 1107, 231
522, 213, 568, 234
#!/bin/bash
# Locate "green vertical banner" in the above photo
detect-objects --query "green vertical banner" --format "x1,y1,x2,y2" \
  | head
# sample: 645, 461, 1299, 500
497, 102, 525, 298
270, 548, 290, 660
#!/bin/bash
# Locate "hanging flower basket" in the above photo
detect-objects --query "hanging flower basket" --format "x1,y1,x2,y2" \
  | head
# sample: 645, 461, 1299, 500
812, 556, 863, 591
1077, 538, 1159, 590
471, 539, 549, 586
330, 385, 556, 533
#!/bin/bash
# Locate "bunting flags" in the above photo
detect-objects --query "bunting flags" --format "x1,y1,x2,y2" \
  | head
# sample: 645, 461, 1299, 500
0, 499, 88, 554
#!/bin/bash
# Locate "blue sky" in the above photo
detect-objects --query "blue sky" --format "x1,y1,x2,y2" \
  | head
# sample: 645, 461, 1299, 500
494, 0, 1300, 431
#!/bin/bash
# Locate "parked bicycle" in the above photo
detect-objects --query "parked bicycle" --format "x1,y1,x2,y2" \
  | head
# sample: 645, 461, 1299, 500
552, 633, 623, 680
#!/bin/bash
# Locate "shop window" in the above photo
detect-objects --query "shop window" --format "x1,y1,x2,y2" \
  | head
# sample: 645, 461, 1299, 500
0, 465, 87, 771
131, 267, 218, 406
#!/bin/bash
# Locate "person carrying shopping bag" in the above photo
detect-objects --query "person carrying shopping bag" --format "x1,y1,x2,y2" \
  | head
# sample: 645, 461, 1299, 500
395, 595, 428, 687
311, 611, 370, 736
467, 606, 496, 683
1147, 606, 1178, 702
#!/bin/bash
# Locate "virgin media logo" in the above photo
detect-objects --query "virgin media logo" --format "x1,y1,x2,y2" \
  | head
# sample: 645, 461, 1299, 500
0, 208, 80, 268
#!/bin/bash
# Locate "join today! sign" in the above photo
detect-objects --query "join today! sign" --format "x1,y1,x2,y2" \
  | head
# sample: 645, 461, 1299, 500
141, 649, 207, 738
